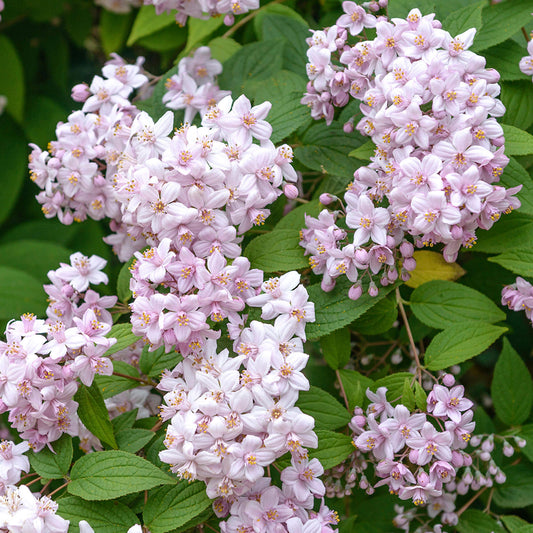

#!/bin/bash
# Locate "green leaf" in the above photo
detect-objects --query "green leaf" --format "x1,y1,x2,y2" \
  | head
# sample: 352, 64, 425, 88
24, 96, 67, 148
245, 229, 306, 272
127, 5, 176, 46
402, 378, 416, 410
261, 14, 308, 76
502, 124, 533, 156
137, 24, 187, 52
374, 373, 414, 402
456, 509, 505, 533
218, 40, 285, 95
500, 515, 530, 532
337, 369, 374, 411
306, 278, 398, 339
0, 266, 46, 319
424, 322, 507, 370
95, 361, 140, 399
0, 240, 71, 284
207, 37, 241, 63
494, 462, 533, 508
411, 280, 506, 329
117, 259, 133, 303
501, 82, 533, 131
57, 496, 139, 533
492, 338, 533, 426
0, 35, 24, 121
29, 434, 72, 479
414, 381, 428, 411
309, 430, 354, 470
474, 212, 533, 254
349, 140, 376, 161
75, 382, 117, 449
296, 386, 351, 430
116, 429, 155, 453
295, 122, 364, 179
105, 323, 141, 357
69, 450, 175, 501
275, 200, 323, 230
484, 40, 531, 82
489, 249, 533, 278
100, 11, 133, 56
500, 158, 533, 216
182, 16, 224, 57
443, 0, 484, 36
140, 345, 182, 377
352, 295, 398, 335
253, 4, 308, 38
64, 2, 93, 48
143, 482, 211, 533
111, 409, 138, 432
0, 115, 29, 226
388, 0, 436, 18
320, 328, 351, 370
473, 0, 533, 52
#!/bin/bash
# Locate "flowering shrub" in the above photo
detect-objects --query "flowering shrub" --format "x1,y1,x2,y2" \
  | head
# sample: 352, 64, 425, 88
1, 0, 533, 532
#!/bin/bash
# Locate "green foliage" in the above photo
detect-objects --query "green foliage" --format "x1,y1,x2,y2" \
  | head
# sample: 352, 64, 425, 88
0, 36, 24, 122
494, 463, 533, 508
320, 328, 351, 370
95, 361, 141, 399
309, 429, 355, 470
456, 509, 505, 533
443, 0, 484, 36
296, 386, 351, 430
105, 323, 141, 357
68, 450, 175, 501
29, 434, 73, 479
127, 5, 176, 46
0, 265, 46, 319
139, 345, 182, 377
502, 124, 533, 156
337, 369, 373, 411
491, 338, 533, 426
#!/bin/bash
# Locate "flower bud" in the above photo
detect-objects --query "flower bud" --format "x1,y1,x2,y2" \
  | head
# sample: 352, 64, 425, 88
403, 257, 416, 271
368, 282, 378, 297
442, 374, 455, 387
343, 120, 354, 134
503, 442, 514, 457
399, 241, 414, 258
319, 193, 336, 205
514, 437, 527, 448
495, 471, 506, 484
71, 83, 90, 102
349, 283, 363, 300
283, 183, 299, 199
224, 13, 234, 25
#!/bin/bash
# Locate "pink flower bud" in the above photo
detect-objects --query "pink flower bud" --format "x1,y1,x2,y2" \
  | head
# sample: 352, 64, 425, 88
386, 236, 396, 248
399, 241, 414, 258
352, 415, 366, 427
442, 373, 455, 387
515, 437, 527, 448
349, 283, 363, 300
451, 450, 464, 468
400, 270, 411, 282
48, 157, 62, 170
451, 225, 463, 240
378, 0, 388, 6
71, 83, 90, 102
369, 2, 379, 12
479, 451, 491, 461
492, 136, 505, 147
283, 183, 299, 199
481, 437, 494, 453
495, 471, 506, 484
319, 193, 336, 205
354, 248, 368, 264
503, 442, 514, 457
359, 475, 369, 489
224, 13, 234, 25
463, 453, 472, 467
409, 449, 418, 464
403, 257, 416, 271
387, 269, 398, 281
343, 120, 354, 134
368, 282, 378, 297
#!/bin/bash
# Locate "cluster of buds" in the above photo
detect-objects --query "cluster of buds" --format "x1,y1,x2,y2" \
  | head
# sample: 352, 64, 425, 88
300, 5, 520, 299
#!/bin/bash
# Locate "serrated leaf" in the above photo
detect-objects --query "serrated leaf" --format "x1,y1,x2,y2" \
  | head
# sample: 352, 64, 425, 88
100, 10, 133, 55
405, 251, 465, 288
245, 229, 307, 272
457, 509, 505, 533
492, 338, 533, 426
388, 0, 436, 18
352, 294, 398, 335
443, 0, 484, 36
0, 36, 24, 121
0, 265, 46, 319
402, 378, 416, 410
414, 381, 428, 411
500, 157, 533, 216
0, 115, 29, 226
207, 37, 241, 63
182, 16, 224, 57
143, 482, 211, 533
500, 515, 530, 532
501, 82, 533, 131
295, 122, 364, 179
95, 361, 140, 399
424, 322, 507, 370
349, 140, 376, 160
374, 373, 414, 402
111, 409, 138, 432
29, 434, 72, 479
140, 345, 182, 377
218, 40, 285, 95
502, 124, 533, 156
474, 212, 533, 254
115, 428, 155, 453
484, 40, 531, 82
320, 328, 351, 370
411, 280, 505, 329
275, 200, 322, 230
338, 369, 374, 411
69, 450, 175, 501
105, 323, 141, 357
137, 24, 187, 52
473, 0, 533, 52
127, 5, 176, 46
75, 382, 117, 449
489, 249, 533, 277
309, 430, 354, 470
57, 496, 139, 533
253, 4, 308, 38
494, 463, 533, 509
296, 386, 351, 430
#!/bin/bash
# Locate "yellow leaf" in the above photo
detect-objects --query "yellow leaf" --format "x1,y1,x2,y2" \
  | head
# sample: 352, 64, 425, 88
405, 251, 465, 289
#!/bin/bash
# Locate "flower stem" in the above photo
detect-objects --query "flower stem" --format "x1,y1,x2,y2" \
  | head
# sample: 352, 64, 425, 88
336, 369, 350, 411
221, 0, 287, 39
396, 287, 423, 383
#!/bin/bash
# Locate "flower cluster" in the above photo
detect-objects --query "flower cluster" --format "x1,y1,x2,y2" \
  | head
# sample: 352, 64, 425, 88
0, 253, 116, 451
144, 0, 259, 27
163, 46, 230, 124
348, 377, 507, 531
502, 276, 533, 324
300, 6, 520, 299
28, 55, 148, 226
519, 38, 533, 81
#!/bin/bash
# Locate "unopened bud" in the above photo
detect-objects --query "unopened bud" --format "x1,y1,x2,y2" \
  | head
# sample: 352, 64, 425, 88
283, 183, 299, 199
442, 374, 455, 387
71, 83, 90, 102
319, 193, 336, 205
